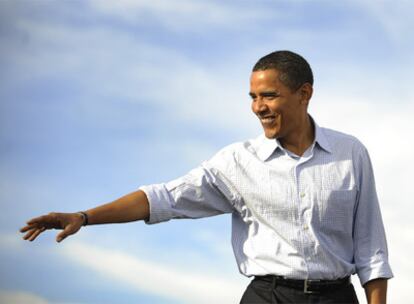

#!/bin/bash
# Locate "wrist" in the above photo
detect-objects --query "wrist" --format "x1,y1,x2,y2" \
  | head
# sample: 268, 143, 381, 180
77, 211, 89, 226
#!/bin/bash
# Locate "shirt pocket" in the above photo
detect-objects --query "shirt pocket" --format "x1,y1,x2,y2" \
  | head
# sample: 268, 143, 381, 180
317, 189, 357, 235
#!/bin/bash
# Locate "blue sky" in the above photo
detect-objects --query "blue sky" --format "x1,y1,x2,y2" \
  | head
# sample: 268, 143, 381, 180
1, 1, 413, 303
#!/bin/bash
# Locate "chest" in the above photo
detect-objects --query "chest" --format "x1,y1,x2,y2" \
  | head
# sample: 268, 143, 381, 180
229, 152, 357, 227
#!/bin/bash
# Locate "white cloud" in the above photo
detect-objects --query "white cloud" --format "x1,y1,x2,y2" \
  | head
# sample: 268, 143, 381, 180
4, 15, 257, 139
0, 232, 246, 303
61, 241, 245, 304
0, 290, 84, 304
190, 228, 235, 258
357, 0, 414, 46
0, 290, 49, 304
87, 0, 271, 31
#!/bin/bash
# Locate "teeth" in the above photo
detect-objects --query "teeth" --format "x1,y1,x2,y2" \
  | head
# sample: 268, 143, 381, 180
261, 117, 275, 123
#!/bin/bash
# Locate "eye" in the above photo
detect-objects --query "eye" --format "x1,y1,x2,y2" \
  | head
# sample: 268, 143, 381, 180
261, 92, 279, 100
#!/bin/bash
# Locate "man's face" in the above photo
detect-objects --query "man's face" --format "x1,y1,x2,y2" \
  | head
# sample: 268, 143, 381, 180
250, 69, 307, 139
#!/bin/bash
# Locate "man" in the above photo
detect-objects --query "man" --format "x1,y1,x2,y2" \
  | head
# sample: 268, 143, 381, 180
20, 51, 393, 303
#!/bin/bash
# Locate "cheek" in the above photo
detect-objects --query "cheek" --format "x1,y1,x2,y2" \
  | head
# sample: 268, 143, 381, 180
268, 100, 283, 113
251, 102, 258, 114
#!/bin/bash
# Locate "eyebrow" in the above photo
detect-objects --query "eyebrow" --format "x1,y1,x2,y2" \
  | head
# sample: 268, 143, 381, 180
261, 91, 279, 97
249, 91, 280, 98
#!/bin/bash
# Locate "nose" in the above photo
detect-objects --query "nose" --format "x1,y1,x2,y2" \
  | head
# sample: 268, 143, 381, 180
252, 98, 269, 115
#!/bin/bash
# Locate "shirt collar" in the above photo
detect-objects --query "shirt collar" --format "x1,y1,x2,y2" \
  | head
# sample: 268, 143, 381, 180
255, 135, 281, 161
313, 119, 332, 154
255, 117, 332, 161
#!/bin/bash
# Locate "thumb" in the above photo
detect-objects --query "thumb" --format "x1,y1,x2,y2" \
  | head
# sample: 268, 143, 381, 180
56, 230, 68, 243
56, 225, 77, 243
56, 220, 83, 242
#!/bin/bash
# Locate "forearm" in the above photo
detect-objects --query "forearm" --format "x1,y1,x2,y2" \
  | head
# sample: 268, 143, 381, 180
364, 278, 388, 304
84, 190, 150, 225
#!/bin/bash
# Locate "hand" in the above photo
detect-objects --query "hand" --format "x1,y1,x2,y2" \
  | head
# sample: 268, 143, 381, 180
20, 212, 85, 243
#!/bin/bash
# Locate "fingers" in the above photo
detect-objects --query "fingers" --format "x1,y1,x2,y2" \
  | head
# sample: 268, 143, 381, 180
28, 227, 46, 241
20, 224, 36, 233
20, 215, 49, 237
20, 214, 53, 241
20, 215, 51, 233
21, 227, 36, 240
21, 222, 43, 239
20, 212, 82, 243
22, 227, 46, 241
26, 215, 49, 226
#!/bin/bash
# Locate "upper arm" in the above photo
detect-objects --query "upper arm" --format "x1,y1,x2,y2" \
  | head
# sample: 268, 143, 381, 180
141, 162, 238, 224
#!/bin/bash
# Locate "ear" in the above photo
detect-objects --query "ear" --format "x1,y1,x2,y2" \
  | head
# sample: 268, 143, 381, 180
298, 83, 313, 106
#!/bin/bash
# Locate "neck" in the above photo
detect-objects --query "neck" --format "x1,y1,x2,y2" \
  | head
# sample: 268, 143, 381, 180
279, 115, 315, 156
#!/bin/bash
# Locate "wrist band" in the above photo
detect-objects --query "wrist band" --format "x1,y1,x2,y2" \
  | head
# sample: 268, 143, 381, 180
78, 211, 89, 226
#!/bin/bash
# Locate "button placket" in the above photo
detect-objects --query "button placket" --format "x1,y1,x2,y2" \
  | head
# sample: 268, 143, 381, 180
295, 165, 311, 268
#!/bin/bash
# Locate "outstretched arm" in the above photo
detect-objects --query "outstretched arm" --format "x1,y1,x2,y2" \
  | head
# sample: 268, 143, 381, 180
80, 190, 149, 225
20, 190, 150, 243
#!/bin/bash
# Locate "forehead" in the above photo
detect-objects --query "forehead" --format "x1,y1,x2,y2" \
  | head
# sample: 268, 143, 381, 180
250, 69, 284, 90
251, 68, 279, 79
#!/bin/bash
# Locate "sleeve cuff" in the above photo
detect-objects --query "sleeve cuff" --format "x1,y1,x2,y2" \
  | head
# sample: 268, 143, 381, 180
357, 263, 394, 286
139, 184, 174, 225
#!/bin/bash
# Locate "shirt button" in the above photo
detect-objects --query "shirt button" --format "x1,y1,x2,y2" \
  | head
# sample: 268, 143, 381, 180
300, 192, 306, 198
303, 224, 309, 230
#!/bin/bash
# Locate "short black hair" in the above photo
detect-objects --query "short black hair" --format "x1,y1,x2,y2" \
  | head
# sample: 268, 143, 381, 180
252, 50, 313, 91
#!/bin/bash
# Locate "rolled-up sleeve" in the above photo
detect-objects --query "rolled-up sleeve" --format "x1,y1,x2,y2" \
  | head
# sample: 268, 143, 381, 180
139, 162, 237, 225
353, 145, 394, 286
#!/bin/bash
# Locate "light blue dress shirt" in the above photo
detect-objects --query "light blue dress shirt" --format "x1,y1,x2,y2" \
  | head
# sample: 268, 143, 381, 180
140, 121, 393, 286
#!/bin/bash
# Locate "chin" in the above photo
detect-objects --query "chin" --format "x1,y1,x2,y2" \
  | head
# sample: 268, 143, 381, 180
264, 130, 280, 139
261, 123, 281, 139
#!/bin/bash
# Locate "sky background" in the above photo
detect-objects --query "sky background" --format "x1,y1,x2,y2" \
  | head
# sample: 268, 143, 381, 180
1, 0, 413, 303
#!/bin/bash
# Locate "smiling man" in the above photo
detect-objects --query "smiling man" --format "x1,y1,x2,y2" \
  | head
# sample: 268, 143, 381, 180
21, 51, 393, 304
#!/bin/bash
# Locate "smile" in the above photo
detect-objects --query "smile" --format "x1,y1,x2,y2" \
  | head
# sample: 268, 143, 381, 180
260, 115, 276, 124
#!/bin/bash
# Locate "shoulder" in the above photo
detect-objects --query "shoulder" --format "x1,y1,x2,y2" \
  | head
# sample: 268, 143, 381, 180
211, 135, 261, 158
205, 135, 262, 168
321, 127, 367, 153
